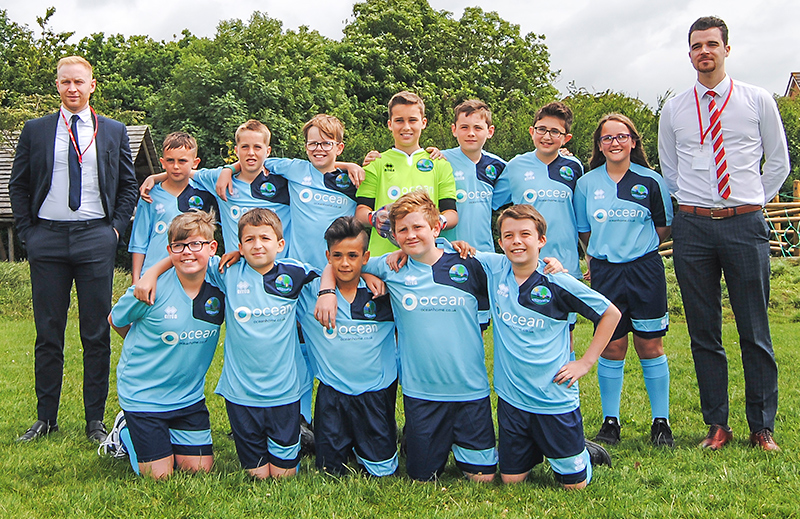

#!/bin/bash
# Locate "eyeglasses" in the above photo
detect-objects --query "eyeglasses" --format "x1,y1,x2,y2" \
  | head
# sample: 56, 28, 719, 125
532, 126, 567, 138
305, 141, 337, 151
168, 241, 211, 253
599, 133, 632, 145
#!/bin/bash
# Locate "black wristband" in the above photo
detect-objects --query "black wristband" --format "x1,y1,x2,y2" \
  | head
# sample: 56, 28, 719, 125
317, 288, 337, 297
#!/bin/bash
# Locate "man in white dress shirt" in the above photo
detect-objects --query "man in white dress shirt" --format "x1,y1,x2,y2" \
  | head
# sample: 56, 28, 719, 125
658, 16, 789, 451
10, 56, 138, 443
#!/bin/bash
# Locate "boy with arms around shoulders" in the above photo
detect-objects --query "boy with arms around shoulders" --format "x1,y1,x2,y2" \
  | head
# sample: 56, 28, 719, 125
355, 91, 459, 256
439, 99, 507, 252
137, 208, 319, 479
297, 216, 398, 476
129, 132, 217, 283
109, 210, 224, 479
469, 205, 619, 488
493, 102, 584, 277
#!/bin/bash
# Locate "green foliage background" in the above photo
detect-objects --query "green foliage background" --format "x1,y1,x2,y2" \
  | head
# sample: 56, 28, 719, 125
1, 0, 798, 194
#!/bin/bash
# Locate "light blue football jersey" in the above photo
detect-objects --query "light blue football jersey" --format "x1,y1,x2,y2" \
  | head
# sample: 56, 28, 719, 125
363, 240, 491, 401
493, 151, 584, 277
439, 148, 506, 252
297, 277, 396, 395
206, 257, 317, 407
129, 181, 218, 275
264, 158, 357, 269
193, 167, 291, 256
111, 269, 224, 412
575, 163, 673, 263
476, 252, 611, 414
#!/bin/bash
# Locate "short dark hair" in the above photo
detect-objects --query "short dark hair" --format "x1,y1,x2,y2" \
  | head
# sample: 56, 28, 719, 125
163, 131, 198, 154
388, 91, 425, 119
689, 16, 728, 46
453, 99, 492, 126
237, 207, 283, 241
534, 102, 574, 133
324, 216, 369, 251
496, 204, 547, 239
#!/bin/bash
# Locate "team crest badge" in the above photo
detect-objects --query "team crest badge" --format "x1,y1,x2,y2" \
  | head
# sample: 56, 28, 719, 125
631, 184, 648, 200
530, 285, 552, 305
275, 274, 293, 294
485, 164, 498, 180
559, 166, 575, 181
260, 182, 277, 198
416, 159, 434, 172
205, 297, 221, 316
188, 195, 204, 210
363, 300, 377, 319
449, 264, 469, 283
335, 173, 351, 189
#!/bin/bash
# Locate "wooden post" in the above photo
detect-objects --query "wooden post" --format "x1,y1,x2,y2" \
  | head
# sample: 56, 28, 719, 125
7, 227, 13, 261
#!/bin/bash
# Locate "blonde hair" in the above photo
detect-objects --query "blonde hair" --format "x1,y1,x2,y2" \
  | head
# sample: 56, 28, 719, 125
57, 56, 93, 76
235, 119, 271, 145
302, 114, 344, 142
237, 207, 283, 241
496, 204, 547, 239
388, 91, 425, 119
168, 210, 216, 242
389, 190, 439, 231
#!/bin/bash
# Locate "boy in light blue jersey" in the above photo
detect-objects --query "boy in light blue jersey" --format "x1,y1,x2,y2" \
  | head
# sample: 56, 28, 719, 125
140, 120, 292, 258
318, 190, 495, 482
493, 102, 584, 277
467, 204, 619, 489
129, 132, 217, 283
137, 208, 319, 479
110, 210, 223, 479
216, 114, 359, 270
439, 99, 506, 252
575, 113, 673, 448
297, 216, 398, 477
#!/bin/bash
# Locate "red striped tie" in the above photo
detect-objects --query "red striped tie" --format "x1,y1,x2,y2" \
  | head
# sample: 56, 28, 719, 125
707, 90, 730, 199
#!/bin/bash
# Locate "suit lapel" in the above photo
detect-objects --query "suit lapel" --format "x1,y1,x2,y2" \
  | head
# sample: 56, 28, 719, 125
44, 112, 59, 189
95, 115, 107, 193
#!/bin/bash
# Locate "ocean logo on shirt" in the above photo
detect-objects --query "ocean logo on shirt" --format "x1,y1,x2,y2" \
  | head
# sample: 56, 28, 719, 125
559, 166, 575, 181
160, 329, 219, 346
387, 186, 402, 200
448, 264, 469, 283
416, 159, 434, 172
164, 306, 178, 319
259, 182, 277, 198
401, 293, 466, 311
204, 297, 221, 316
155, 203, 166, 215
335, 173, 351, 189
323, 322, 380, 340
485, 164, 498, 180
155, 221, 168, 234
363, 300, 377, 319
275, 274, 293, 295
593, 209, 608, 223
188, 195, 204, 210
530, 286, 552, 305
523, 189, 538, 203
456, 189, 467, 202
631, 184, 648, 200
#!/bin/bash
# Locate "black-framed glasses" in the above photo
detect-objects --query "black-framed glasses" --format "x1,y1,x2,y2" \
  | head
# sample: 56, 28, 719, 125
168, 241, 211, 253
532, 126, 567, 138
305, 141, 337, 151
599, 133, 632, 145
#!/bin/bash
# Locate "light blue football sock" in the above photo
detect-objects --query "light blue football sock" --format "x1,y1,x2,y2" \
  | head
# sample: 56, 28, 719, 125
119, 427, 140, 475
597, 357, 625, 419
641, 355, 670, 420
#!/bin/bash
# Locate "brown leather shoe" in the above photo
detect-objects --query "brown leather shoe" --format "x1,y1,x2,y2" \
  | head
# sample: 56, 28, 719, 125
749, 429, 780, 451
699, 424, 732, 450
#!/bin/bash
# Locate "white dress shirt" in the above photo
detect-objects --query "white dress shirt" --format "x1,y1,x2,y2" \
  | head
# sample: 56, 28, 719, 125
658, 75, 790, 207
38, 105, 105, 221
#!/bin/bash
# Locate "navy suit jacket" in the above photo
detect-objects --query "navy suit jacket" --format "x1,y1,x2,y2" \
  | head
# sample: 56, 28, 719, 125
9, 111, 139, 242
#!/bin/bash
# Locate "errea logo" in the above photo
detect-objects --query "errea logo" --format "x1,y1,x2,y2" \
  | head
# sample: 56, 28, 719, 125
404, 275, 418, 286
302, 175, 313, 186
453, 170, 466, 181
237, 281, 250, 294
594, 189, 605, 200
155, 203, 166, 215
164, 306, 178, 320
497, 283, 510, 298
524, 171, 536, 181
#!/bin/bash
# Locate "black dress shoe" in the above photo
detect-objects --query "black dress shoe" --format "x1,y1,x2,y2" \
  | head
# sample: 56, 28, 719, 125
17, 420, 59, 442
86, 420, 108, 443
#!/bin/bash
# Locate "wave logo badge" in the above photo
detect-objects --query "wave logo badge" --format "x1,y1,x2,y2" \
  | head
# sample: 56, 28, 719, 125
593, 209, 608, 223
335, 172, 351, 190
275, 274, 293, 295
416, 159, 434, 172
523, 189, 538, 203
631, 184, 648, 200
363, 300, 377, 319
188, 195, 204, 210
260, 182, 277, 198
530, 285, 552, 305
205, 297, 221, 316
387, 186, 402, 200
449, 264, 469, 283
559, 166, 575, 181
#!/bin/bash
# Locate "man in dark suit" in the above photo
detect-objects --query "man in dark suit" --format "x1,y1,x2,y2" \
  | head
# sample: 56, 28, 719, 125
9, 56, 139, 443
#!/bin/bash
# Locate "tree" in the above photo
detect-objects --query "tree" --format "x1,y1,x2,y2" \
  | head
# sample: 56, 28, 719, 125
777, 95, 800, 196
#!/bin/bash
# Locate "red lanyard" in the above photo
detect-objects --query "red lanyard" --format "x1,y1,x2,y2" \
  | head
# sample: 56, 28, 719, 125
694, 78, 733, 146
60, 107, 98, 165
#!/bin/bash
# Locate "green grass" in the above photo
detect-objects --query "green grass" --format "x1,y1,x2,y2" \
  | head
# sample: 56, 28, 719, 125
1, 260, 799, 518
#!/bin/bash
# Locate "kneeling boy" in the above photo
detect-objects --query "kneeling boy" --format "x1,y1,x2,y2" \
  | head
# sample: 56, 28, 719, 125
473, 205, 620, 489
109, 210, 224, 479
298, 216, 398, 476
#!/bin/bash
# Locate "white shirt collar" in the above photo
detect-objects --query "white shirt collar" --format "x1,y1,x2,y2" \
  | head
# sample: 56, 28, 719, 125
60, 104, 92, 123
695, 75, 731, 98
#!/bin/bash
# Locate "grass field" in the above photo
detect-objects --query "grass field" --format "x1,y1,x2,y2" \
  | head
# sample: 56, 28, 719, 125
1, 259, 799, 518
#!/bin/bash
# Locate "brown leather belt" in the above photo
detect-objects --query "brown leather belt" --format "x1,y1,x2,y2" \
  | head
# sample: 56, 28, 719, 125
678, 204, 762, 219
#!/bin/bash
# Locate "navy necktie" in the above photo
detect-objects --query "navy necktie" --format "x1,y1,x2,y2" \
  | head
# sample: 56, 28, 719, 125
68, 114, 82, 211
